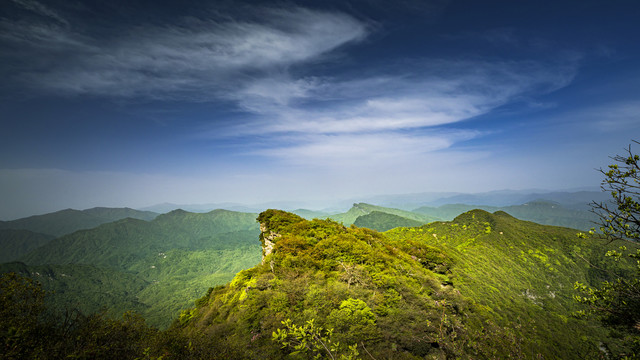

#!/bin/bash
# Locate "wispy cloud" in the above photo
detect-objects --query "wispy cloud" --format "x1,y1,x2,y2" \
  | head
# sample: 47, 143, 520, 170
2, 6, 367, 99
232, 58, 577, 131
252, 130, 482, 167
541, 100, 640, 135
582, 101, 640, 132
9, 0, 69, 26
216, 57, 578, 169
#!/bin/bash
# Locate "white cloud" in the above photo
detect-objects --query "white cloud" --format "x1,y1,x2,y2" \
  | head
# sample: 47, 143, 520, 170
253, 130, 482, 168
187, 56, 580, 184
226, 58, 578, 137
4, 7, 367, 99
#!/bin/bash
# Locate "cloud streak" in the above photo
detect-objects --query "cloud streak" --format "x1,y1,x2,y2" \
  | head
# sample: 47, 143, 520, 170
216, 57, 578, 170
9, 0, 69, 26
230, 58, 578, 133
2, 6, 367, 99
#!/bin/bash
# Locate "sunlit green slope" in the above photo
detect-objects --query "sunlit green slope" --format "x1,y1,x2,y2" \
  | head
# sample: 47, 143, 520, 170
174, 209, 630, 359
385, 210, 634, 357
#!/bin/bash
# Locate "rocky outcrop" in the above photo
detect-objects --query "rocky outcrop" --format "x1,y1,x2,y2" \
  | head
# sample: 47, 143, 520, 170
259, 223, 280, 264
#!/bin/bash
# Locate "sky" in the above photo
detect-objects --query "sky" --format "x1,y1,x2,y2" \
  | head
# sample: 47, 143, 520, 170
1, 0, 640, 219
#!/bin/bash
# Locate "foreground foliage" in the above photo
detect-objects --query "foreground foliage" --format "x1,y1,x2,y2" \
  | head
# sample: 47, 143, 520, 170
0, 272, 157, 359
575, 141, 640, 357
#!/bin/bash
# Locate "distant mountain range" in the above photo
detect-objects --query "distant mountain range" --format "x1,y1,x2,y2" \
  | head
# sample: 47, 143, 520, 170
327, 202, 438, 226
0, 207, 158, 237
0, 190, 607, 329
413, 200, 599, 230
353, 211, 424, 231
354, 189, 608, 210
136, 189, 608, 214
293, 200, 598, 232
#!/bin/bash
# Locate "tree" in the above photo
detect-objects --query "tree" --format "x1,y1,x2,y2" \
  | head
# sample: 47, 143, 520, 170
575, 141, 640, 357
272, 318, 360, 360
0, 272, 48, 359
590, 140, 640, 243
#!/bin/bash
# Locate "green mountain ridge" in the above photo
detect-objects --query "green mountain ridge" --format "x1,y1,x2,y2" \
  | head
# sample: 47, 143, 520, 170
21, 209, 259, 269
353, 211, 424, 231
0, 207, 159, 237
0, 229, 55, 263
328, 202, 438, 226
413, 200, 598, 230
171, 209, 634, 359
7, 209, 263, 328
291, 209, 333, 220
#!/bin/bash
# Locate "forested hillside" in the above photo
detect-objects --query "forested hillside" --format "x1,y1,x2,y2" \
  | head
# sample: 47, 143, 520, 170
0, 229, 54, 262
3, 209, 262, 328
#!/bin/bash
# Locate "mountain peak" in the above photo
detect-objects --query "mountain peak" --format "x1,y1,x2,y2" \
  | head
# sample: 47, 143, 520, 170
452, 209, 496, 224
256, 209, 304, 235
492, 210, 515, 219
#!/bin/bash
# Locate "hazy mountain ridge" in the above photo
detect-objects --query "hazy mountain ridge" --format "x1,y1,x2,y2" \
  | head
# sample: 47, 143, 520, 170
353, 211, 424, 231
134, 189, 606, 216
0, 207, 159, 237
330, 189, 605, 211
327, 202, 438, 226
413, 200, 598, 230
291, 208, 333, 220
293, 199, 597, 232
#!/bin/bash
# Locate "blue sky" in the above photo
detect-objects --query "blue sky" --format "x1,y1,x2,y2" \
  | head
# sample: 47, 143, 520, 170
1, 0, 639, 219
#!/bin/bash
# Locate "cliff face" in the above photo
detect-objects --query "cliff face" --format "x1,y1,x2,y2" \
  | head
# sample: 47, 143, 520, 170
258, 222, 279, 263
256, 209, 305, 264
